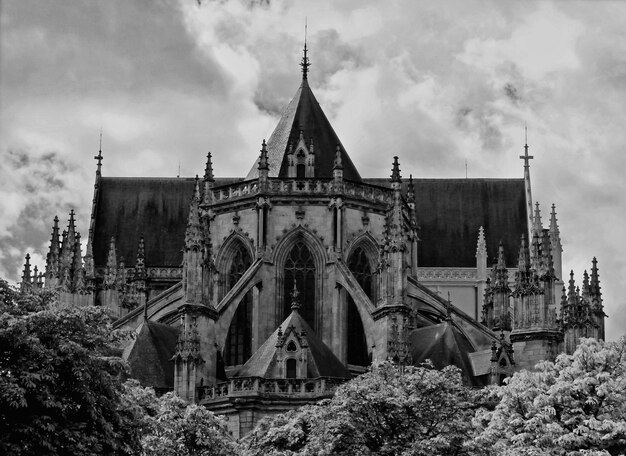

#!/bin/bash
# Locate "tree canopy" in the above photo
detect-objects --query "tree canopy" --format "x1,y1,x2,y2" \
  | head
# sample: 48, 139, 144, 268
0, 280, 140, 455
473, 337, 626, 456
241, 361, 481, 456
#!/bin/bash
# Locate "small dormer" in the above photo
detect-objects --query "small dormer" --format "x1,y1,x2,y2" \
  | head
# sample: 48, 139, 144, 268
275, 324, 309, 378
287, 131, 315, 179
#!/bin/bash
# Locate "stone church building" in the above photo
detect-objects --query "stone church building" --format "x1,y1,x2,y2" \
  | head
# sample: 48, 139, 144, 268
21, 48, 606, 437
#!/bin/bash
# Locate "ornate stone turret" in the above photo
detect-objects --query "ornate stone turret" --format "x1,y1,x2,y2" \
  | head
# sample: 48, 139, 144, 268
483, 242, 511, 331
510, 232, 561, 368
407, 174, 419, 276
20, 253, 32, 291
549, 204, 563, 282
202, 152, 215, 205
44, 215, 61, 288
371, 156, 412, 365
333, 144, 343, 183
257, 140, 269, 192
183, 177, 205, 305
589, 257, 605, 340
174, 175, 219, 401
561, 260, 605, 354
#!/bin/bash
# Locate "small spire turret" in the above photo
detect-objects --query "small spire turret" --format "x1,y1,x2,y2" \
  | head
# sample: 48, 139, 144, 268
333, 144, 343, 170
533, 202, 543, 234
45, 215, 61, 282
21, 253, 32, 290
407, 174, 415, 205
185, 176, 203, 250
390, 156, 401, 183
203, 152, 214, 182
590, 257, 601, 298
582, 270, 590, 298
258, 140, 269, 171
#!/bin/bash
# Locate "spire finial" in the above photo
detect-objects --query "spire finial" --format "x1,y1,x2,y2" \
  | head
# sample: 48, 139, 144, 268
520, 124, 534, 169
94, 130, 103, 175
300, 19, 310, 80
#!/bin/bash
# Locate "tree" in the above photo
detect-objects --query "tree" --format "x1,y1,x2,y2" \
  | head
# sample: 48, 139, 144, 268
241, 362, 480, 456
0, 280, 142, 455
473, 337, 626, 456
121, 380, 237, 456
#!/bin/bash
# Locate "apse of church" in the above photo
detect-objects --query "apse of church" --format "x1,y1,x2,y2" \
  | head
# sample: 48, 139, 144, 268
20, 43, 606, 438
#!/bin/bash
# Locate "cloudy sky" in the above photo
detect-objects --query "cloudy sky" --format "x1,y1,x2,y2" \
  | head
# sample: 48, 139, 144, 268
1, 0, 624, 340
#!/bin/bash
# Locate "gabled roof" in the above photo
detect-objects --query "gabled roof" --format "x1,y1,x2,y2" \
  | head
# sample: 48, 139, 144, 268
245, 79, 361, 182
365, 178, 528, 267
122, 320, 179, 389
234, 308, 350, 379
92, 177, 241, 268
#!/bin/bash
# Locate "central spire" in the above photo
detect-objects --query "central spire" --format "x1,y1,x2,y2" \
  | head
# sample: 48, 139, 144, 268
300, 21, 310, 80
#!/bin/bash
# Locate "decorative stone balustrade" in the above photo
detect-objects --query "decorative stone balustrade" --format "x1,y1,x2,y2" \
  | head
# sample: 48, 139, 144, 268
198, 376, 346, 402
209, 178, 392, 204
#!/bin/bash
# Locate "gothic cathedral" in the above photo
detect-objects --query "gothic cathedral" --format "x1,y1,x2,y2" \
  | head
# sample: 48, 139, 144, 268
21, 47, 606, 438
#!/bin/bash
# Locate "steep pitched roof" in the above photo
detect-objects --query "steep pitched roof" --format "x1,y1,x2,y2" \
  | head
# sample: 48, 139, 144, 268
408, 321, 477, 385
234, 308, 350, 379
92, 177, 241, 268
365, 178, 528, 267
122, 320, 179, 389
245, 79, 361, 182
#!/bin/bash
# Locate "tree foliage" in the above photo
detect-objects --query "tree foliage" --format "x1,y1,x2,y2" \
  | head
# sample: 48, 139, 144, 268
0, 280, 141, 455
473, 337, 626, 456
122, 380, 237, 456
241, 361, 481, 456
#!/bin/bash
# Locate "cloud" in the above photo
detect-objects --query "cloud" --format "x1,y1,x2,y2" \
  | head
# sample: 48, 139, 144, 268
1, 0, 625, 340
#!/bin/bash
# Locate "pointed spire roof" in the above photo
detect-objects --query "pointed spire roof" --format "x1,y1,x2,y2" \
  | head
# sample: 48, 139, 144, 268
245, 53, 361, 182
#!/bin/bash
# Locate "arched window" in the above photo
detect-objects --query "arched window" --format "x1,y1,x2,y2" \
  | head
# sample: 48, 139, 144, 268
284, 241, 316, 329
348, 246, 373, 300
346, 246, 373, 366
224, 243, 252, 366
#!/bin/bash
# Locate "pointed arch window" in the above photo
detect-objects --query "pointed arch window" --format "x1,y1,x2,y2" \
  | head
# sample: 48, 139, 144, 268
284, 241, 316, 329
346, 246, 373, 366
224, 243, 252, 366
348, 246, 373, 300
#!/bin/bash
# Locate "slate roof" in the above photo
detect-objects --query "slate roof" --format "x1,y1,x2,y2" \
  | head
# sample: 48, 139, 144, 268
245, 78, 361, 182
234, 308, 351, 379
365, 178, 528, 267
408, 321, 478, 385
92, 177, 241, 268
122, 321, 179, 389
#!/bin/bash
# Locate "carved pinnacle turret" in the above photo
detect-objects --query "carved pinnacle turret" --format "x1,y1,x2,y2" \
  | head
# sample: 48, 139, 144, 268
390, 156, 401, 183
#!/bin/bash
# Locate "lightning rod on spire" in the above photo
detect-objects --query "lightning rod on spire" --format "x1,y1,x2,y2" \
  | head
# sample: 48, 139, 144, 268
300, 19, 310, 80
